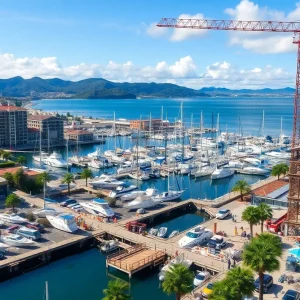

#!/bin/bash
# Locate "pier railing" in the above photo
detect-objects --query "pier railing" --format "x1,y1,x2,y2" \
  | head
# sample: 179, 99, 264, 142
107, 244, 146, 261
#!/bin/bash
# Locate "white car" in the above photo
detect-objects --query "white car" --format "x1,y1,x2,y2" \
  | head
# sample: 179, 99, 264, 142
208, 235, 227, 250
215, 209, 231, 219
193, 271, 211, 287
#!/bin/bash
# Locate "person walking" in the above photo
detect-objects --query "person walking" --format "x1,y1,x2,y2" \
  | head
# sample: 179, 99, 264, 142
227, 259, 231, 270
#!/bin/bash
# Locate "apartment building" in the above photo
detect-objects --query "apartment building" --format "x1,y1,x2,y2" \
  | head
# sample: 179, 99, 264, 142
27, 115, 64, 145
130, 118, 163, 131
0, 105, 28, 147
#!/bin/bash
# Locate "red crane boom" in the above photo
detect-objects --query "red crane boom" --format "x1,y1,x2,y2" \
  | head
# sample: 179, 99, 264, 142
157, 18, 300, 235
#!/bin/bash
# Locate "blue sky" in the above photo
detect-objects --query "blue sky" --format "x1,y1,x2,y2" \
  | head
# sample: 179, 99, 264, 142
0, 0, 298, 88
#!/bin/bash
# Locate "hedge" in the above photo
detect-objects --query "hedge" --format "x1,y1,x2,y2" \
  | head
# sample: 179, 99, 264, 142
0, 161, 16, 168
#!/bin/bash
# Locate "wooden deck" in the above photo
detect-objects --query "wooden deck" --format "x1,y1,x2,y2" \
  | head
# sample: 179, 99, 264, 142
107, 244, 165, 275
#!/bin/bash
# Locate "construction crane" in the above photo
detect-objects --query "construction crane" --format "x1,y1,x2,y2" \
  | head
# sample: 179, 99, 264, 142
157, 18, 300, 236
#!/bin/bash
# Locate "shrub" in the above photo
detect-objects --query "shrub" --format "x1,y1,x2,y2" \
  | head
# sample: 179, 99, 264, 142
0, 161, 16, 168
26, 212, 36, 222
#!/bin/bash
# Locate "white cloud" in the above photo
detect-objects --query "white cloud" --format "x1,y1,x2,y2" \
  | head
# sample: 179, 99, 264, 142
0, 53, 293, 89
224, 0, 300, 53
146, 22, 168, 37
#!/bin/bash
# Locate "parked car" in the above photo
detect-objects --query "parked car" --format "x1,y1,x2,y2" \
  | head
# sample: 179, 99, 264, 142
215, 209, 231, 219
7, 225, 20, 233
282, 289, 300, 300
16, 226, 41, 241
26, 222, 45, 233
254, 274, 273, 293
202, 283, 214, 298
60, 199, 77, 207
208, 235, 227, 250
193, 271, 210, 287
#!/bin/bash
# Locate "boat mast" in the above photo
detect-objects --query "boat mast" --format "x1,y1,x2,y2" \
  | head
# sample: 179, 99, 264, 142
180, 102, 184, 160
149, 112, 152, 138
66, 137, 69, 172
161, 106, 163, 122
47, 124, 50, 153
114, 111, 117, 151
39, 122, 42, 163
45, 281, 49, 300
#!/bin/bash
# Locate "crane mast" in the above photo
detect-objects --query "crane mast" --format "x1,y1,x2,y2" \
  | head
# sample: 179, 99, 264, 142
157, 18, 300, 235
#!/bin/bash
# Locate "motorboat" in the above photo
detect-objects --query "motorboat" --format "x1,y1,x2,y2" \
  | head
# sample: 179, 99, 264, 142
1, 234, 34, 247
117, 162, 137, 174
89, 174, 124, 189
108, 182, 138, 198
88, 158, 113, 169
87, 148, 102, 159
193, 166, 215, 178
169, 230, 179, 238
242, 157, 261, 166
0, 242, 10, 251
224, 161, 244, 169
157, 227, 168, 238
125, 194, 158, 211
0, 213, 27, 224
265, 151, 290, 160
128, 172, 150, 181
100, 240, 119, 253
211, 168, 234, 180
46, 213, 78, 233
153, 190, 185, 202
240, 166, 269, 175
79, 198, 115, 218
178, 226, 213, 248
120, 188, 158, 202
149, 228, 158, 236
43, 152, 69, 168
32, 207, 57, 218
33, 151, 48, 163
47, 183, 76, 192
158, 254, 193, 281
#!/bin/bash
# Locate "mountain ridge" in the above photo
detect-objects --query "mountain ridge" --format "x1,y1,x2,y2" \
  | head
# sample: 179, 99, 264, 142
0, 76, 294, 99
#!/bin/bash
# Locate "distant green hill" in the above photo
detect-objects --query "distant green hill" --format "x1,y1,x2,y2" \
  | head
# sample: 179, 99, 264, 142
0, 76, 294, 98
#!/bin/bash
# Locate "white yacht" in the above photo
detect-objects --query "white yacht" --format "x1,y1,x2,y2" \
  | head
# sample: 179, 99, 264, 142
0, 213, 27, 224
88, 158, 113, 169
1, 234, 34, 247
193, 165, 215, 178
80, 198, 115, 218
0, 242, 10, 251
242, 157, 261, 166
125, 194, 158, 211
178, 226, 213, 248
211, 168, 235, 180
128, 172, 150, 181
46, 213, 78, 233
32, 207, 57, 218
240, 166, 269, 175
43, 152, 69, 168
109, 182, 138, 198
47, 183, 76, 192
87, 148, 102, 159
33, 151, 48, 163
120, 188, 156, 202
265, 151, 290, 160
153, 190, 185, 202
89, 174, 124, 189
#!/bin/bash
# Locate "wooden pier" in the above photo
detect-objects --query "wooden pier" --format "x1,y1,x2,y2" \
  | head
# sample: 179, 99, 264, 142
106, 244, 165, 277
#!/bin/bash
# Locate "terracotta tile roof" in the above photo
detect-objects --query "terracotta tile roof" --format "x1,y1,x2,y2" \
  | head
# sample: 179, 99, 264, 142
28, 115, 54, 121
0, 105, 27, 112
252, 179, 288, 197
0, 167, 40, 177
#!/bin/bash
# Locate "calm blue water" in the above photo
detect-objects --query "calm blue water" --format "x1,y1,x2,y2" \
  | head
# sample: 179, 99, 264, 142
33, 97, 293, 136
0, 249, 171, 300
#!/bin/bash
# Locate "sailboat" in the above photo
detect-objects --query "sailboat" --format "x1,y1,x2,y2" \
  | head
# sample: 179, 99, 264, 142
32, 123, 47, 164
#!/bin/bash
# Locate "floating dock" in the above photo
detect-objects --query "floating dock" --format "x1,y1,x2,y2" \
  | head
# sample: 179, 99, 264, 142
106, 244, 165, 277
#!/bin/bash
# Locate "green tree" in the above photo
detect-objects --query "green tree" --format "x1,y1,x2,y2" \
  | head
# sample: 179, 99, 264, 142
61, 172, 74, 195
5, 193, 21, 212
36, 171, 51, 185
3, 172, 14, 187
2, 151, 12, 161
16, 156, 27, 166
162, 263, 194, 300
231, 180, 251, 201
209, 267, 254, 300
242, 206, 260, 238
0, 149, 4, 159
243, 233, 282, 300
256, 203, 273, 233
271, 163, 289, 180
80, 168, 93, 186
13, 168, 26, 188
102, 279, 131, 300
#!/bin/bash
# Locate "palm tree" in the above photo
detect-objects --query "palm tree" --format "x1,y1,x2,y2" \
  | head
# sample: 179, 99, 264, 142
102, 279, 131, 300
3, 172, 14, 187
210, 267, 254, 300
271, 163, 289, 180
243, 233, 282, 300
16, 156, 27, 166
0, 149, 4, 159
37, 171, 51, 201
2, 151, 12, 161
5, 193, 21, 212
13, 168, 26, 188
231, 180, 251, 201
61, 172, 74, 195
256, 203, 272, 233
162, 263, 194, 300
80, 168, 93, 186
242, 206, 260, 238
